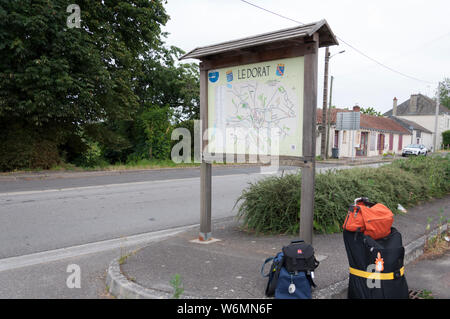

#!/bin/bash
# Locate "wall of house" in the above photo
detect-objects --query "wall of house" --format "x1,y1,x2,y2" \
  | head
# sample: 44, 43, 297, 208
407, 129, 433, 150
334, 130, 411, 158
317, 127, 413, 158
399, 114, 450, 150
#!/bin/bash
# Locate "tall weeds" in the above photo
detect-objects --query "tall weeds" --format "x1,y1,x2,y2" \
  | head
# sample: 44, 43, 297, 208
236, 155, 450, 235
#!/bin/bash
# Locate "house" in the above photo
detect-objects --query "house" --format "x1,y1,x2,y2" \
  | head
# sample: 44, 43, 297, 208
383, 94, 450, 151
317, 106, 412, 158
388, 116, 433, 151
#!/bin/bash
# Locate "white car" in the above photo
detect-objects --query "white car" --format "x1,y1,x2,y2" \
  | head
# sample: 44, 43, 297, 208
402, 144, 428, 156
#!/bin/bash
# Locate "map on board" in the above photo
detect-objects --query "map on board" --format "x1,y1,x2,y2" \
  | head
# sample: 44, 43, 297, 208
207, 56, 304, 157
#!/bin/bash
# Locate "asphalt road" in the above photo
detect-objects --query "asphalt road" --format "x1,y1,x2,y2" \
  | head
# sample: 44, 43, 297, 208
0, 162, 386, 298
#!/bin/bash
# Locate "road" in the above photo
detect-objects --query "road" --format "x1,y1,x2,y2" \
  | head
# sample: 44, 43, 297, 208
0, 162, 385, 298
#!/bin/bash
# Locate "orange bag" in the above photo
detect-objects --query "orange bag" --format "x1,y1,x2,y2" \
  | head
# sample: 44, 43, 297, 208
343, 199, 394, 240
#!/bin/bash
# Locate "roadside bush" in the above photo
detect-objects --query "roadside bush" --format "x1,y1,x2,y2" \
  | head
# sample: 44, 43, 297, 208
0, 120, 62, 171
236, 156, 450, 235
442, 130, 450, 147
72, 139, 109, 168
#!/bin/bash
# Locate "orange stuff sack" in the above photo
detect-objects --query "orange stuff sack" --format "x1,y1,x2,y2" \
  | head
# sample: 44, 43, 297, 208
343, 202, 394, 240
343, 205, 366, 233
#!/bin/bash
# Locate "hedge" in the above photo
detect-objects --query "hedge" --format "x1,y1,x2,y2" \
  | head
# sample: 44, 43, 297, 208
235, 155, 450, 235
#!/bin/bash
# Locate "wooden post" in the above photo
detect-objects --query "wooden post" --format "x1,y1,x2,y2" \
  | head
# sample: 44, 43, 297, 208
299, 34, 319, 245
199, 65, 212, 241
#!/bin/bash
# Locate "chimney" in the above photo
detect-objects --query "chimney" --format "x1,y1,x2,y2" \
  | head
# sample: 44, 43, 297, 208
393, 97, 397, 116
353, 105, 360, 112
409, 94, 418, 113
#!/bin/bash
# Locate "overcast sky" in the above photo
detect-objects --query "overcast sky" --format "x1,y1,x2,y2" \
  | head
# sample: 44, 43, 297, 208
162, 0, 449, 113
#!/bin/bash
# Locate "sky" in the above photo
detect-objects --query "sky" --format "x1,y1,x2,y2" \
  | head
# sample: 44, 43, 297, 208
161, 0, 450, 114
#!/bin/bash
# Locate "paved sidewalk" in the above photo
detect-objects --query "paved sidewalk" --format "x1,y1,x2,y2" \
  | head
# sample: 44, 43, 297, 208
406, 251, 450, 299
110, 197, 449, 299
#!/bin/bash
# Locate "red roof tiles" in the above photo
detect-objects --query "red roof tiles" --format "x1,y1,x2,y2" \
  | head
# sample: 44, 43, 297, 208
317, 108, 410, 134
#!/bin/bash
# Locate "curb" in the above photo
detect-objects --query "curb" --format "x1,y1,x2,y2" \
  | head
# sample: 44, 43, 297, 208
106, 224, 448, 299
0, 164, 262, 182
106, 259, 173, 299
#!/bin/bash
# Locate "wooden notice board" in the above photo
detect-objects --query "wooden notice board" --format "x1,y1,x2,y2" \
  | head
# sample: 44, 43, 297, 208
180, 20, 338, 243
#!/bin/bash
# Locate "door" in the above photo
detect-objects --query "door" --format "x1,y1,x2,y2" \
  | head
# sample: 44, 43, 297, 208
378, 134, 385, 155
389, 134, 393, 151
361, 132, 368, 156
356, 132, 368, 156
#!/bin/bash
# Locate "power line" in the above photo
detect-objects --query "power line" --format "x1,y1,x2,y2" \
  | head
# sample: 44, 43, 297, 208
239, 0, 437, 85
239, 0, 302, 25
336, 31, 450, 78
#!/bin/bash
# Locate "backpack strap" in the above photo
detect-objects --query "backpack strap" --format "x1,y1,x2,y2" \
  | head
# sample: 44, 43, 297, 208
261, 257, 274, 277
313, 257, 320, 270
306, 271, 317, 288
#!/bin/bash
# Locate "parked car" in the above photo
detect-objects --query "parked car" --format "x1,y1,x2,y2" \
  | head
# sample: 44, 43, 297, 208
402, 144, 428, 156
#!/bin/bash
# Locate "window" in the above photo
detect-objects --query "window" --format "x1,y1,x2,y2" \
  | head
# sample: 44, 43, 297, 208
370, 132, 376, 151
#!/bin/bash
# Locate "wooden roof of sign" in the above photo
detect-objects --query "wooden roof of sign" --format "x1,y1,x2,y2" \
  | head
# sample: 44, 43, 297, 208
180, 19, 338, 61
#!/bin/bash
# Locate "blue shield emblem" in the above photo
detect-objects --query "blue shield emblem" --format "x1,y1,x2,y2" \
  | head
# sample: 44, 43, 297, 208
276, 64, 285, 76
208, 71, 219, 83
226, 70, 233, 82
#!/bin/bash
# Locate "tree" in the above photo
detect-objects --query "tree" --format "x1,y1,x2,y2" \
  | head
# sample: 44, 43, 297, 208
0, 0, 172, 169
437, 78, 450, 109
360, 107, 382, 116
442, 130, 450, 147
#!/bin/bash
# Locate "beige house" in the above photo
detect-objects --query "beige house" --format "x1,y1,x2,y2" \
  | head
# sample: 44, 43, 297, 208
317, 106, 412, 158
388, 116, 433, 151
383, 94, 450, 151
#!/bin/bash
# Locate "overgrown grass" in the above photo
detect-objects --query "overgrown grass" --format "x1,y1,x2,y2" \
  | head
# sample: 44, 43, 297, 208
236, 155, 450, 235
1, 158, 259, 174
83, 158, 201, 171
0, 159, 201, 174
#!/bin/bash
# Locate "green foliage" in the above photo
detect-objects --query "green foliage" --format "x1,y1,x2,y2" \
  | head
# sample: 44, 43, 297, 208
236, 173, 301, 234
137, 46, 200, 121
236, 156, 450, 235
0, 0, 169, 125
0, 119, 64, 171
0, 1, 200, 171
73, 139, 108, 168
140, 106, 173, 160
170, 274, 184, 299
360, 107, 382, 116
442, 130, 450, 146
437, 78, 450, 109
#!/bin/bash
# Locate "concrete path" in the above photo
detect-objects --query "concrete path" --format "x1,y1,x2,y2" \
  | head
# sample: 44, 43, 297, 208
114, 197, 449, 299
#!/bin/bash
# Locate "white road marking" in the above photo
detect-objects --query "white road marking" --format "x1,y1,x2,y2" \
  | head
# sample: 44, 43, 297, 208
0, 224, 199, 272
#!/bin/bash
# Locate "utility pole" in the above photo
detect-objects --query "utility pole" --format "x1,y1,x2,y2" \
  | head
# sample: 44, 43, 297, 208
325, 75, 334, 159
321, 50, 344, 159
320, 47, 330, 159
433, 82, 441, 152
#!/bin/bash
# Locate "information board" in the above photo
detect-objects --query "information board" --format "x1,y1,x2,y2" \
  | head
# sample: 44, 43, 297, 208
206, 56, 304, 158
